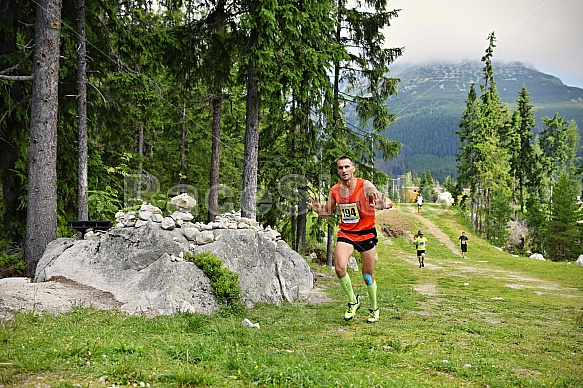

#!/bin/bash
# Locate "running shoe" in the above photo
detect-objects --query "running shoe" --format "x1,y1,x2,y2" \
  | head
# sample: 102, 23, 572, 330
367, 308, 380, 324
344, 295, 361, 321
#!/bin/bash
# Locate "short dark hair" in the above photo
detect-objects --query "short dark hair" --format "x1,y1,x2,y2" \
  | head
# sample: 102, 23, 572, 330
336, 155, 354, 165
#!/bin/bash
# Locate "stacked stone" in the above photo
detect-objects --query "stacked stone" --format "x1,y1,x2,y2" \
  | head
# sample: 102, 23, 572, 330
182, 210, 281, 247
114, 203, 164, 228
159, 193, 197, 230
112, 194, 282, 247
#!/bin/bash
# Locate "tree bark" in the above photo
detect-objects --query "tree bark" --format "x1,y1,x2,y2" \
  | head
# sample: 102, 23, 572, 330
326, 223, 334, 267
137, 124, 143, 199
291, 205, 297, 250
241, 59, 259, 219
26, 0, 62, 276
180, 99, 186, 179
297, 196, 307, 255
77, 0, 88, 221
208, 96, 222, 222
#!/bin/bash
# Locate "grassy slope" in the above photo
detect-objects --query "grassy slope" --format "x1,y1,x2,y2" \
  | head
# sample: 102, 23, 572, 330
1, 204, 582, 387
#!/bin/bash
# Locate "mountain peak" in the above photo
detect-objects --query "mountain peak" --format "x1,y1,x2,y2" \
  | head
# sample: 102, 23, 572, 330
360, 61, 583, 182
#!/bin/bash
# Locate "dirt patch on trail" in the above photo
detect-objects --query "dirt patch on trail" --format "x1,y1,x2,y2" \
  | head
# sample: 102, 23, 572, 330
376, 208, 415, 242
399, 206, 461, 256
380, 224, 410, 239
0, 277, 122, 321
0, 275, 334, 321
376, 207, 459, 257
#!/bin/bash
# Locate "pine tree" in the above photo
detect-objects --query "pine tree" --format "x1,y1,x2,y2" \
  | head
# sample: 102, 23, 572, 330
508, 85, 536, 214
420, 170, 435, 202
26, 0, 63, 276
456, 32, 511, 240
456, 83, 480, 221
76, 0, 89, 222
540, 114, 576, 179
545, 174, 582, 261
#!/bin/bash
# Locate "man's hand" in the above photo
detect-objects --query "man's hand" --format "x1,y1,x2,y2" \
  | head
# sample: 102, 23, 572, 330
369, 192, 393, 210
310, 197, 320, 213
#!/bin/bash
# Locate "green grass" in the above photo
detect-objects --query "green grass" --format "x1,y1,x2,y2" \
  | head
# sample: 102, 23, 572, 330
1, 204, 582, 387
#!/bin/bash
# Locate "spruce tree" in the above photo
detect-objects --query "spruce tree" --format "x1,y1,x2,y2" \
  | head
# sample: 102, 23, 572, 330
26, 0, 63, 276
456, 83, 480, 221
508, 85, 536, 214
456, 33, 511, 240
545, 174, 582, 261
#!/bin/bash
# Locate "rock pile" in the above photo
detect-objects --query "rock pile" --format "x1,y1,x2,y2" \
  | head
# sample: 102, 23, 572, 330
110, 194, 282, 246
35, 193, 308, 317
114, 193, 196, 230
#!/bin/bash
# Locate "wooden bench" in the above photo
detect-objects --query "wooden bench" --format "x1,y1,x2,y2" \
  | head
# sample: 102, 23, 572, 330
69, 220, 111, 239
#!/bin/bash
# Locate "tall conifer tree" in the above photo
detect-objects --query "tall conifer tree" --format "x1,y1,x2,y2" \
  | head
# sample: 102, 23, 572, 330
26, 0, 63, 275
508, 85, 536, 214
546, 174, 582, 261
457, 33, 511, 240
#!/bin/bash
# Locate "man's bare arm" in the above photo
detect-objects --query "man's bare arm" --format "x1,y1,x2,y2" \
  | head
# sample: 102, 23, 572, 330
311, 191, 336, 216
363, 180, 393, 209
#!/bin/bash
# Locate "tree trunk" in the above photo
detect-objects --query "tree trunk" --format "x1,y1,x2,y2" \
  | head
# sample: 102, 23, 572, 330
324, 2, 342, 267
180, 99, 186, 182
291, 205, 297, 250
297, 196, 307, 255
241, 59, 259, 219
76, 0, 88, 221
26, 0, 62, 276
326, 223, 334, 267
137, 124, 143, 199
208, 96, 222, 222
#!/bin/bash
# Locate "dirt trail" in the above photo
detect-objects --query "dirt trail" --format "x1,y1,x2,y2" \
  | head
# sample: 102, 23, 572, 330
401, 205, 461, 256
378, 204, 582, 301
377, 205, 460, 257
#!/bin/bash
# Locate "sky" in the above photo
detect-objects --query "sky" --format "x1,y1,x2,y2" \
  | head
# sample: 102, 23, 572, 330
384, 0, 583, 88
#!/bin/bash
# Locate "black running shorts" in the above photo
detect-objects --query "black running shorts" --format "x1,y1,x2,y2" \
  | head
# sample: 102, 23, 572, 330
337, 236, 378, 252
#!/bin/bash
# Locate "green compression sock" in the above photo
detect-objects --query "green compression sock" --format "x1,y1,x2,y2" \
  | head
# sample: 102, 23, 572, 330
367, 281, 378, 310
339, 274, 356, 303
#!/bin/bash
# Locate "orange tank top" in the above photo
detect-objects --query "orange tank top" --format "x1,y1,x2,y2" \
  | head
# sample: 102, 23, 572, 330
331, 178, 376, 241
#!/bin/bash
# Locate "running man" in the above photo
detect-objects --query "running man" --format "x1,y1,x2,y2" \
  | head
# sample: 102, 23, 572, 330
417, 193, 423, 214
458, 231, 468, 258
311, 156, 392, 323
415, 231, 427, 268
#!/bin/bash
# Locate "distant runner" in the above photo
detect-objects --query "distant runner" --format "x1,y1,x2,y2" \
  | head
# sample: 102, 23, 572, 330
417, 193, 423, 214
458, 232, 468, 258
415, 231, 427, 268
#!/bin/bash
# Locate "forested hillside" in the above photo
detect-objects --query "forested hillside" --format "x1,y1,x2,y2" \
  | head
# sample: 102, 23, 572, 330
356, 61, 583, 182
1, 0, 405, 275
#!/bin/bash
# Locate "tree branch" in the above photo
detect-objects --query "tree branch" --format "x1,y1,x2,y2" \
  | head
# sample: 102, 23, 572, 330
0, 74, 33, 81
0, 50, 34, 75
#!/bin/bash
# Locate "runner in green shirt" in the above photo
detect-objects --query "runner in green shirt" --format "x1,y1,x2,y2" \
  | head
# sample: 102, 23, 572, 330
415, 231, 428, 268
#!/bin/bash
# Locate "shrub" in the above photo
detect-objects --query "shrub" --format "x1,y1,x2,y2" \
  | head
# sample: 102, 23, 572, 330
184, 251, 243, 314
305, 242, 327, 264
0, 240, 26, 278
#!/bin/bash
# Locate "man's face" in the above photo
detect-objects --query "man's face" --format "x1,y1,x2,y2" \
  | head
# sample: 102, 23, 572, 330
337, 159, 355, 181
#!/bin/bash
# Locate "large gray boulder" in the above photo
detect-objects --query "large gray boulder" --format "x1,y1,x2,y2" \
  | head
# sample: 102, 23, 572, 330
35, 219, 314, 317
190, 229, 314, 305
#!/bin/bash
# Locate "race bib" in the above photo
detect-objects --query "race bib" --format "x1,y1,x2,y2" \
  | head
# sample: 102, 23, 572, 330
338, 202, 360, 223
